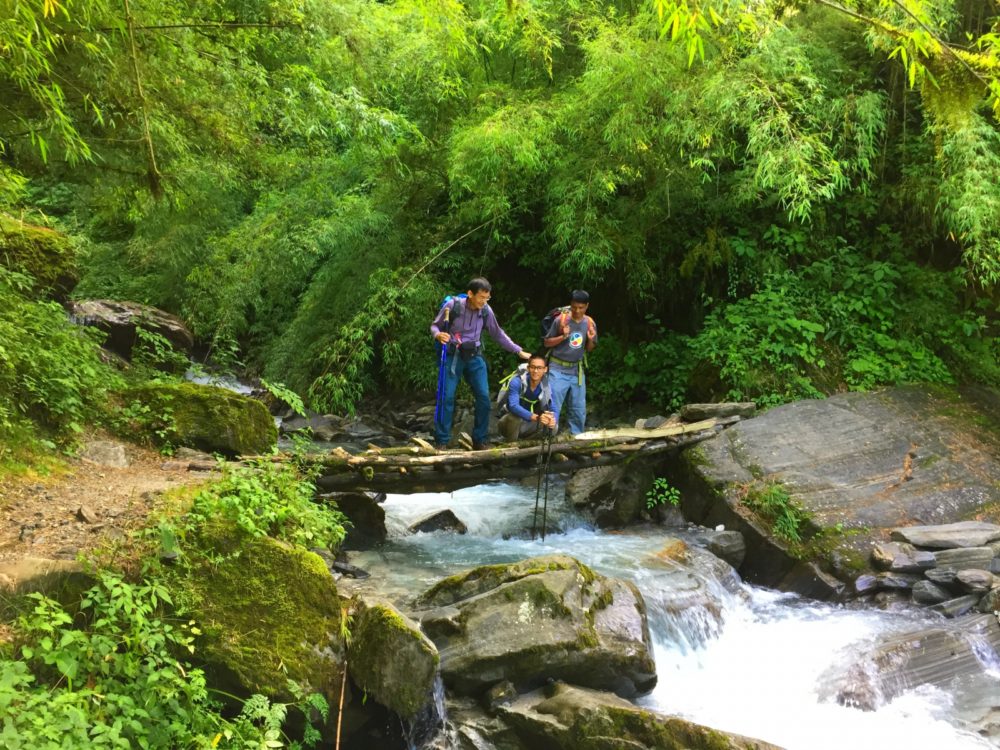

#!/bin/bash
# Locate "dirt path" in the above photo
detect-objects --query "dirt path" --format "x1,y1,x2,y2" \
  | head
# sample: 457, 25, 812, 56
0, 439, 212, 579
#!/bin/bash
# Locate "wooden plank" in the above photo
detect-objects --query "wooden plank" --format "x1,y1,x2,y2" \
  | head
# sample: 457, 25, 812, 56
574, 418, 717, 441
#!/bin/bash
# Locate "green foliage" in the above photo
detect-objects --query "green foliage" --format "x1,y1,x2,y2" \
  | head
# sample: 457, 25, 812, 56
261, 379, 307, 418
184, 460, 348, 552
131, 327, 190, 377
738, 481, 809, 543
645, 477, 681, 510
0, 267, 119, 442
0, 571, 327, 749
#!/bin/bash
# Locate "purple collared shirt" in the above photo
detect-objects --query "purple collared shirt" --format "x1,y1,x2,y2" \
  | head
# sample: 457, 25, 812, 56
431, 300, 521, 354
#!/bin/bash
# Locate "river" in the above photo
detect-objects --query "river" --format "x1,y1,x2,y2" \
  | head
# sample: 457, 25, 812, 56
345, 480, 998, 749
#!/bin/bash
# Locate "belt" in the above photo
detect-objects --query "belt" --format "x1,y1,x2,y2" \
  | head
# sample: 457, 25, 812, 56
549, 355, 581, 368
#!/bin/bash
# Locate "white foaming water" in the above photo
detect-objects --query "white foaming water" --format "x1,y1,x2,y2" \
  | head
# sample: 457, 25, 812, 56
368, 483, 999, 750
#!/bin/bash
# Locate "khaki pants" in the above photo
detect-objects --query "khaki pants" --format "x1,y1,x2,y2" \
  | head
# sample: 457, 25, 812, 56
497, 412, 542, 443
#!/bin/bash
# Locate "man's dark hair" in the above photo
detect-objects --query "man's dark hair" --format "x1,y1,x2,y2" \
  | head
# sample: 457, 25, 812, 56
570, 289, 590, 304
468, 277, 492, 294
528, 353, 548, 366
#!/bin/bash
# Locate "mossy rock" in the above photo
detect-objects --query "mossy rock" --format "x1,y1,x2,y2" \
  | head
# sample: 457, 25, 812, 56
122, 381, 276, 456
180, 527, 344, 705
347, 598, 439, 720
0, 215, 77, 299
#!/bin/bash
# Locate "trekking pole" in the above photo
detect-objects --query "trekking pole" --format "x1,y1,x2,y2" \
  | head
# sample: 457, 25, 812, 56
531, 426, 547, 540
539, 430, 555, 541
433, 307, 452, 426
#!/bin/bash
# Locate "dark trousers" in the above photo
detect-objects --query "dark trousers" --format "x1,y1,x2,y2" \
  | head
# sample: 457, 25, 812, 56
434, 353, 490, 445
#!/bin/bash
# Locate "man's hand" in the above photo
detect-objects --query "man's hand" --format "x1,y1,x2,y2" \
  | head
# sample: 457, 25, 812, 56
540, 411, 556, 428
561, 322, 571, 337
435, 332, 451, 344
586, 318, 596, 339
517, 349, 531, 360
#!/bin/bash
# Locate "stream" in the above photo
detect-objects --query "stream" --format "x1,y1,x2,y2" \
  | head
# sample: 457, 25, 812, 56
346, 481, 999, 750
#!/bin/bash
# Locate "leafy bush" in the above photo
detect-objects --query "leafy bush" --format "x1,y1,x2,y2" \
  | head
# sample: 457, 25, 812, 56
645, 477, 681, 510
0, 572, 326, 749
0, 267, 119, 442
183, 460, 348, 552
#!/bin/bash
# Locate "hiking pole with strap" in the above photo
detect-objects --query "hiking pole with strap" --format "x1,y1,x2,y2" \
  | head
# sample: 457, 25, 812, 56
539, 430, 555, 541
433, 307, 452, 427
531, 427, 548, 540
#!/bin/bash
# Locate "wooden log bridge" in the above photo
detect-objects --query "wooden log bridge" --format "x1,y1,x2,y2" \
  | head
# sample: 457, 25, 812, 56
312, 417, 731, 494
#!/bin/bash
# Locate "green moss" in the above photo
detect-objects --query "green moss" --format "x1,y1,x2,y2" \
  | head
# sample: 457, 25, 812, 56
348, 603, 438, 719
571, 703, 752, 750
177, 527, 343, 703
0, 215, 77, 299
122, 381, 276, 456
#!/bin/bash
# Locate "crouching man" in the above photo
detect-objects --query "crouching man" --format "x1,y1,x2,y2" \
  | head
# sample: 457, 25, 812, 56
497, 353, 558, 443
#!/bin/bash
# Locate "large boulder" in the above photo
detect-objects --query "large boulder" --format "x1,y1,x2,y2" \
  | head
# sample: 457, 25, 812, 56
671, 385, 1000, 595
321, 492, 387, 548
497, 682, 781, 750
0, 215, 77, 299
416, 555, 656, 698
180, 529, 345, 707
67, 299, 194, 359
122, 381, 277, 456
347, 597, 440, 722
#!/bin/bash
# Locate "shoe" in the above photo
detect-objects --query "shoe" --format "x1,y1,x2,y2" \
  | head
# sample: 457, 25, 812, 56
472, 441, 491, 451
432, 442, 448, 451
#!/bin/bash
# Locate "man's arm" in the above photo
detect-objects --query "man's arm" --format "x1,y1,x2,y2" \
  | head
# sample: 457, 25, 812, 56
543, 317, 565, 349
585, 316, 597, 352
484, 306, 529, 358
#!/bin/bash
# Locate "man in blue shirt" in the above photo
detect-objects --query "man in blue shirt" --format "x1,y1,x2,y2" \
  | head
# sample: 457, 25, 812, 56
497, 353, 558, 443
431, 277, 530, 450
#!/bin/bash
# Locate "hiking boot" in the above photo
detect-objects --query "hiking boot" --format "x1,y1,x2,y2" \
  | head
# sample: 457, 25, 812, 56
432, 442, 448, 451
472, 441, 491, 451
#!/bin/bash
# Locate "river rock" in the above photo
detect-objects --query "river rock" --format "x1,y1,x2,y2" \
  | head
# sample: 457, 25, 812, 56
933, 547, 994, 571
695, 529, 746, 569
408, 509, 468, 535
821, 614, 1000, 709
67, 299, 193, 358
925, 567, 959, 587
978, 587, 1000, 613
930, 594, 982, 618
911, 580, 952, 605
565, 460, 655, 527
672, 385, 1000, 596
890, 521, 1000, 549
956, 569, 994, 594
347, 597, 440, 722
497, 682, 781, 750
320, 492, 387, 548
870, 541, 934, 573
416, 555, 656, 698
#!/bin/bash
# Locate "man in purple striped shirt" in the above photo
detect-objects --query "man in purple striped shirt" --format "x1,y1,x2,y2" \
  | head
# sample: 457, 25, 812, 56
431, 277, 530, 450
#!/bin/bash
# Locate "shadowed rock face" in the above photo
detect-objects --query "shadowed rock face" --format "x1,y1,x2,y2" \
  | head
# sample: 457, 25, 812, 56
673, 385, 1000, 594
415, 555, 656, 698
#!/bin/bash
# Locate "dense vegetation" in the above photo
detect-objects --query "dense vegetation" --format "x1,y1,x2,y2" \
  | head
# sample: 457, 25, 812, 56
1, 0, 998, 437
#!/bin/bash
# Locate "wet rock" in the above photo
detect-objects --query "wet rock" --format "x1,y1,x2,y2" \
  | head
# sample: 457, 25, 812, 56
320, 492, 386, 549
890, 521, 1000, 549
822, 614, 1000, 709
416, 555, 656, 698
565, 460, 656, 527
874, 572, 922, 590
929, 595, 981, 618
854, 575, 878, 595
977, 587, 1000, 613
933, 547, 994, 571
408, 510, 468, 535
484, 680, 518, 711
925, 568, 959, 587
911, 580, 952, 605
347, 597, 440, 723
694, 529, 746, 569
497, 682, 780, 750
